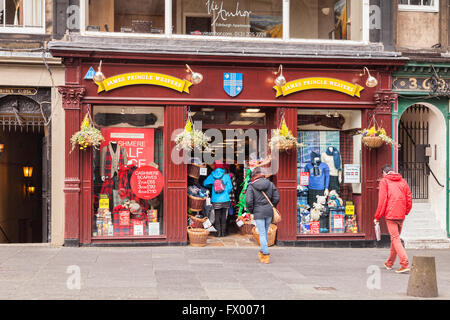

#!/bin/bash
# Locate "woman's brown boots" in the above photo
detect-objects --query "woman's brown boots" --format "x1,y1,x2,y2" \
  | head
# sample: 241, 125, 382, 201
258, 252, 270, 264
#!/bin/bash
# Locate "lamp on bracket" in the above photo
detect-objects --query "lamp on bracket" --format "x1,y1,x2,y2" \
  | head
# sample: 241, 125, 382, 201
360, 67, 378, 88
185, 64, 203, 85
93, 60, 105, 83
274, 64, 286, 87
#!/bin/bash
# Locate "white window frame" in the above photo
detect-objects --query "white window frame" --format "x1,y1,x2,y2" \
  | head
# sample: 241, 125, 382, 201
0, 0, 46, 34
80, 0, 370, 44
398, 0, 439, 13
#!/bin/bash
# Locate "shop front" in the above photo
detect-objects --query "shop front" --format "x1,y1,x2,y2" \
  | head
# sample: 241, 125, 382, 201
51, 43, 405, 246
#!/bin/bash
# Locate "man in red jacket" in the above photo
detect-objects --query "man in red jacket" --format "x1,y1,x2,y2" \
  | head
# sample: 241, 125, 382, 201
374, 165, 413, 274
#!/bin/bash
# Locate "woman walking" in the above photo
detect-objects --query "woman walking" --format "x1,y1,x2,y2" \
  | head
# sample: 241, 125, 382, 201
245, 167, 280, 264
203, 161, 233, 237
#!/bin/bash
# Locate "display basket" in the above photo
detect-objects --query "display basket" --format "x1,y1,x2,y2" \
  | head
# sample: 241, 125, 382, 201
362, 136, 383, 149
252, 224, 277, 247
188, 214, 207, 228
188, 194, 206, 212
239, 221, 254, 235
188, 163, 206, 179
274, 139, 297, 152
187, 227, 210, 247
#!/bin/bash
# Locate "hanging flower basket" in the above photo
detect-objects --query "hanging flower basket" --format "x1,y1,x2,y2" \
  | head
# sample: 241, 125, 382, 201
70, 113, 104, 153
359, 125, 399, 149
175, 117, 212, 152
269, 117, 304, 152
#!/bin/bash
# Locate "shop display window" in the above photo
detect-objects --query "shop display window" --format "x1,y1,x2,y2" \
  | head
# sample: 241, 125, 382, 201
297, 109, 361, 235
172, 0, 282, 38
290, 0, 364, 41
91, 106, 164, 238
86, 0, 164, 34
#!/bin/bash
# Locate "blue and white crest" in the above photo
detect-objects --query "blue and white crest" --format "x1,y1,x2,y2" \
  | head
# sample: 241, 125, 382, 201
84, 67, 95, 80
223, 73, 243, 97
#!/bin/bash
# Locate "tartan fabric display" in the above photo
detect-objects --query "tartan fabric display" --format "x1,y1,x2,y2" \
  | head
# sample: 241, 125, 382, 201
339, 132, 353, 203
112, 205, 133, 236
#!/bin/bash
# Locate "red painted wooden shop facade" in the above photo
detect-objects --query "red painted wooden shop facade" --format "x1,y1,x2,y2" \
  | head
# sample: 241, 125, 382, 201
52, 48, 406, 246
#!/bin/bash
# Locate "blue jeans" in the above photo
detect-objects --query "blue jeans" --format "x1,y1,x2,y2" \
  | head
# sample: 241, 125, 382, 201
255, 217, 272, 255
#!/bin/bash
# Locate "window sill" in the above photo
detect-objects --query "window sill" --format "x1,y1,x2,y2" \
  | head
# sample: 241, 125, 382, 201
0, 28, 46, 35
398, 5, 439, 13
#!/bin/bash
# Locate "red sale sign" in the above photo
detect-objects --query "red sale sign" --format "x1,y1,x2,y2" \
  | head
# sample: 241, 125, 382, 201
130, 166, 164, 200
101, 128, 154, 168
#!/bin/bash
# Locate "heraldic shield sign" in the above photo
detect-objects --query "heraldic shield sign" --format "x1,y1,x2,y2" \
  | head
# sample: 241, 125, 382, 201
223, 73, 243, 97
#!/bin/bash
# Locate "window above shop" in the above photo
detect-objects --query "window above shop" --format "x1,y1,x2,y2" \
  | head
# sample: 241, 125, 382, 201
0, 0, 45, 33
82, 0, 369, 42
398, 0, 439, 12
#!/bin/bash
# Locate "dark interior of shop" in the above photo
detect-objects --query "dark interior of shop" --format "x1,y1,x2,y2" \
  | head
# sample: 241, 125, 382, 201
0, 129, 44, 243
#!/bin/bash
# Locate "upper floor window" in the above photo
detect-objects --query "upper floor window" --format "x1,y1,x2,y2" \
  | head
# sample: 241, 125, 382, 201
0, 0, 45, 33
86, 0, 165, 34
398, 0, 439, 12
83, 0, 369, 42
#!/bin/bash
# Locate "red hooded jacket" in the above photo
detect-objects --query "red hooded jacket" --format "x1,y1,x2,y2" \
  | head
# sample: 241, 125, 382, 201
374, 172, 413, 221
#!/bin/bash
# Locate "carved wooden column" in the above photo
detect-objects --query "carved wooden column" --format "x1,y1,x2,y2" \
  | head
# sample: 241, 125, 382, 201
164, 105, 188, 243
58, 85, 86, 246
361, 90, 396, 239
274, 107, 297, 242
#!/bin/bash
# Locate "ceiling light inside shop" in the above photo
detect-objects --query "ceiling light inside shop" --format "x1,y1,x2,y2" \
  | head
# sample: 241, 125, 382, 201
201, 108, 214, 112
245, 108, 260, 113
229, 120, 254, 125
333, 111, 340, 117
240, 112, 266, 118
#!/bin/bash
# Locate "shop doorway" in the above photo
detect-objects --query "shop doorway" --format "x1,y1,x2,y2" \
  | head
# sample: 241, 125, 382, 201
187, 106, 275, 238
0, 96, 49, 243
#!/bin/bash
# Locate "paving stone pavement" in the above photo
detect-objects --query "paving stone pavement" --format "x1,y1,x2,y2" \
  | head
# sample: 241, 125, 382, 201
0, 244, 449, 300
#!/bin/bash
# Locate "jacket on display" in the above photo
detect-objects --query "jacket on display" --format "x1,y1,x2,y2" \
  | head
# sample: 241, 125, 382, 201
203, 168, 233, 203
100, 143, 128, 178
245, 177, 280, 220
374, 172, 413, 221
303, 161, 330, 190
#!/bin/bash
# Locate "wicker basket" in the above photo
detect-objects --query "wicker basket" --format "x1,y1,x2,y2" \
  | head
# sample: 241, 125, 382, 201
252, 224, 277, 247
188, 214, 207, 228
275, 139, 297, 152
187, 227, 210, 247
188, 194, 206, 212
362, 136, 383, 149
188, 163, 206, 179
239, 221, 254, 235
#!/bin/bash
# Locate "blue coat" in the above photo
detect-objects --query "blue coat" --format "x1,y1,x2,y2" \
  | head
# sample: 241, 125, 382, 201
203, 168, 233, 203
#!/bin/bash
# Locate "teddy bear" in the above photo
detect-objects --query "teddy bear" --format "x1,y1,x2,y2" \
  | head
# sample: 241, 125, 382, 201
300, 209, 311, 233
310, 203, 323, 221
327, 190, 343, 208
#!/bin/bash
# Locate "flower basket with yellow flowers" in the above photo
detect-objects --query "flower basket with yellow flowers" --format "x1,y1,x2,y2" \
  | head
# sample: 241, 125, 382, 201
269, 117, 304, 152
359, 125, 399, 149
70, 113, 104, 152
175, 117, 212, 152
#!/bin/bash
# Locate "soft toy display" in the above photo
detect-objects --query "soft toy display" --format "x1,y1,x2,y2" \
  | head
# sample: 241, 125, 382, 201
129, 200, 145, 220
300, 209, 311, 233
310, 203, 323, 221
327, 190, 343, 207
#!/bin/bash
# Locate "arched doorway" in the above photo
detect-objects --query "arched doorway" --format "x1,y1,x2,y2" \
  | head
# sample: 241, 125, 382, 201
397, 102, 448, 247
0, 94, 50, 243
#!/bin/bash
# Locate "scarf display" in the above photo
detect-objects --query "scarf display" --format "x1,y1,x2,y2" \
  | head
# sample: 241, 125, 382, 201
236, 168, 252, 216
325, 146, 341, 171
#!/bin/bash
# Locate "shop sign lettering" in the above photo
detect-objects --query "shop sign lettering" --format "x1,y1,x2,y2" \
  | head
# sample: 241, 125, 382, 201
392, 76, 450, 91
94, 72, 192, 94
0, 87, 37, 95
274, 77, 364, 98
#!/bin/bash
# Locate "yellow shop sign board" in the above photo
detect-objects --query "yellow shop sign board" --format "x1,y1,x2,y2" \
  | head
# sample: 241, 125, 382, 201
273, 77, 364, 98
95, 72, 192, 94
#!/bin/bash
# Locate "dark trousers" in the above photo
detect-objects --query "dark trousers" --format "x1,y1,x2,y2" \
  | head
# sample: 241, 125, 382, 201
214, 207, 228, 237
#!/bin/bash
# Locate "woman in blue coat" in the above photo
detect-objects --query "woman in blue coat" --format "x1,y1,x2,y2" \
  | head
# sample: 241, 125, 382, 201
203, 162, 233, 237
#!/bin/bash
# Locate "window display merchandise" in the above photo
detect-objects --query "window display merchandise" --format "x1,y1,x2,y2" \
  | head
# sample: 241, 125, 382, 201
92, 107, 164, 238
297, 130, 358, 234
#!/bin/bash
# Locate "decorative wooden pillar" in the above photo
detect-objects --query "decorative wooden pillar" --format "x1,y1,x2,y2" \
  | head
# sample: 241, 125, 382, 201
274, 107, 297, 242
59, 85, 86, 247
164, 105, 188, 243
361, 90, 396, 239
